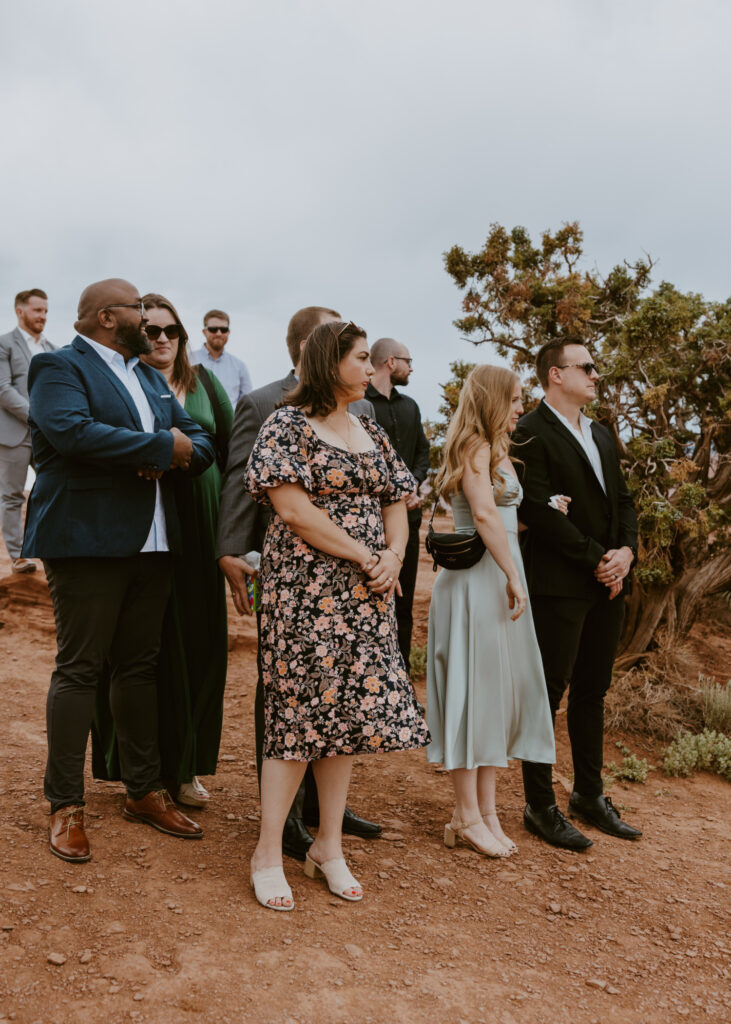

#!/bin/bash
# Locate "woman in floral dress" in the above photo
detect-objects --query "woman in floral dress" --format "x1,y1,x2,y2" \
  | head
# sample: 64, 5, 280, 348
246, 321, 429, 911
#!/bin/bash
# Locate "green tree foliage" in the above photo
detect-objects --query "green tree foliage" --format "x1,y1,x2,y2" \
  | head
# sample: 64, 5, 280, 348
441, 222, 731, 663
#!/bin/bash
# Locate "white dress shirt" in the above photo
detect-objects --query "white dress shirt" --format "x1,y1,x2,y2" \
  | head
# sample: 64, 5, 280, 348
18, 327, 49, 359
544, 400, 606, 494
81, 335, 169, 552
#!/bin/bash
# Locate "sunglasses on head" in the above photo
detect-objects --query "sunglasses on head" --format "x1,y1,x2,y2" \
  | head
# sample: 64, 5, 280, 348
205, 325, 229, 334
558, 361, 600, 376
145, 324, 181, 341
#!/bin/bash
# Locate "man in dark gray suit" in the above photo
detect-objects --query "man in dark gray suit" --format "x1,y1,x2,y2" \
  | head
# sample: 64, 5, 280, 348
216, 305, 382, 860
0, 289, 55, 573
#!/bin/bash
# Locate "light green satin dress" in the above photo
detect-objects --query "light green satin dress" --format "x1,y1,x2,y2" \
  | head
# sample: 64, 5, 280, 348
426, 470, 555, 770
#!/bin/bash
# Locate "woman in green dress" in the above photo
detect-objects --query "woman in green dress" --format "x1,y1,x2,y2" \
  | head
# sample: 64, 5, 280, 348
92, 293, 233, 807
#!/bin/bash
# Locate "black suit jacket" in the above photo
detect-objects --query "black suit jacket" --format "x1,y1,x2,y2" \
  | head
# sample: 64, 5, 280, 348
215, 370, 375, 558
512, 400, 638, 600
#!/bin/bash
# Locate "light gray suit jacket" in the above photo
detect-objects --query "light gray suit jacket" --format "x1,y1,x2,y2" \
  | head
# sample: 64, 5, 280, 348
0, 327, 55, 447
215, 369, 375, 558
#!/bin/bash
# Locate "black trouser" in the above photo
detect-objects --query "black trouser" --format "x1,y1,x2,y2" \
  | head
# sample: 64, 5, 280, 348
522, 591, 625, 810
254, 611, 316, 821
44, 555, 172, 814
394, 517, 421, 669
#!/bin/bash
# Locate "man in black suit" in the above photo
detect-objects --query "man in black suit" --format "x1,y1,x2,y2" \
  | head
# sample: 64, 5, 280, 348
23, 279, 216, 862
216, 305, 382, 861
514, 338, 642, 849
366, 337, 430, 668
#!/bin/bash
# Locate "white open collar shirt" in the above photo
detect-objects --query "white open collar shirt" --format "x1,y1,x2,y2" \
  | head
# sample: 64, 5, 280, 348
18, 326, 49, 358
544, 399, 607, 494
81, 335, 169, 552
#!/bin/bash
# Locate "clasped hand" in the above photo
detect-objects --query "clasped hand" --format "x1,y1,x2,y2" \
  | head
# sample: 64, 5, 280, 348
595, 547, 634, 599
363, 549, 402, 599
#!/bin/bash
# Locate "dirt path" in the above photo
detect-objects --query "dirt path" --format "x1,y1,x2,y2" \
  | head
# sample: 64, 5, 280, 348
0, 542, 729, 1024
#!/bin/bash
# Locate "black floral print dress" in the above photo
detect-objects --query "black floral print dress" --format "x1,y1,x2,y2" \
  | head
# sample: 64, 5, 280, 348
246, 405, 430, 761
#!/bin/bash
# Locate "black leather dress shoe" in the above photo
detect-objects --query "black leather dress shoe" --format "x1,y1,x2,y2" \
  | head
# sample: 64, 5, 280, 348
342, 807, 382, 839
523, 804, 593, 851
303, 806, 383, 839
282, 817, 314, 861
568, 792, 643, 839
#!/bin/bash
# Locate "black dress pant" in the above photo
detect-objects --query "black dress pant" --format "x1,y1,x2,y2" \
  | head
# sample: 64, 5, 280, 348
394, 517, 421, 669
44, 555, 172, 813
522, 590, 625, 809
254, 611, 316, 820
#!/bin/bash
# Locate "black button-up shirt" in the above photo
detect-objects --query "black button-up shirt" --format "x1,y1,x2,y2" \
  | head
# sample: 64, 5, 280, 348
366, 382, 430, 522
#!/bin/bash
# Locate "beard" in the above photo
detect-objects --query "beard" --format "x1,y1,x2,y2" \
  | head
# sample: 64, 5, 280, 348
390, 369, 409, 387
117, 321, 152, 356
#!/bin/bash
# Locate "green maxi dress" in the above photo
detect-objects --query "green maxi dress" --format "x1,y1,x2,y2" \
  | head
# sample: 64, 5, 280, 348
92, 372, 234, 785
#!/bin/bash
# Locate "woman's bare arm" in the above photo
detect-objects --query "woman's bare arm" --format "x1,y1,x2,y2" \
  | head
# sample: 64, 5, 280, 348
462, 445, 521, 585
268, 483, 372, 566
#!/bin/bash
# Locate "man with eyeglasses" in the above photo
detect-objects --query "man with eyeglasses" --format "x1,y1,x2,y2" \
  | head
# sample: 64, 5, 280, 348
21, 279, 216, 864
0, 288, 55, 574
366, 338, 430, 669
191, 309, 252, 408
512, 338, 641, 851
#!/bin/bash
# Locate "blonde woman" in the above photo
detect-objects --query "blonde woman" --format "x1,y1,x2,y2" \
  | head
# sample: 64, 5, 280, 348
426, 365, 555, 857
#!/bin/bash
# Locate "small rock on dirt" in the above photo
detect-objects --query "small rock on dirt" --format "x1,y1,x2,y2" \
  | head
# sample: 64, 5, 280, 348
47, 952, 67, 966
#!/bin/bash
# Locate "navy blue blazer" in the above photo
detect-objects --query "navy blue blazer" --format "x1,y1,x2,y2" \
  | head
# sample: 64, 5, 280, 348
22, 335, 216, 558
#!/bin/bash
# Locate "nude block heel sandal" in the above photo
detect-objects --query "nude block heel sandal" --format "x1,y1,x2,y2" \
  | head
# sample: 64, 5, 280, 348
304, 853, 363, 901
250, 866, 294, 911
443, 817, 510, 858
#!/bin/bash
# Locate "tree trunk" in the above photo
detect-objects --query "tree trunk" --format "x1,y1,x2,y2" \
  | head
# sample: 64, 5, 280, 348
614, 549, 731, 672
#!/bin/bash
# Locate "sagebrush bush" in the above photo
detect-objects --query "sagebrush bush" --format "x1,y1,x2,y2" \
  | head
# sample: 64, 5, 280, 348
700, 675, 731, 734
662, 729, 731, 782
605, 743, 652, 783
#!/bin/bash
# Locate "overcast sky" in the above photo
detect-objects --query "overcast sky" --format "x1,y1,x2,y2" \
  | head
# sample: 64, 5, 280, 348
2, 0, 729, 418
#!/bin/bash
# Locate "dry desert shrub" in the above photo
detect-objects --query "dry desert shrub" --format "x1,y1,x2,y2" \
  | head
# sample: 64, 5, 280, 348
700, 676, 731, 734
606, 639, 704, 739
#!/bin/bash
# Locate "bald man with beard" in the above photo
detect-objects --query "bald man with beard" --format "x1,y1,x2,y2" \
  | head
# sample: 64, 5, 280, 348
22, 279, 216, 864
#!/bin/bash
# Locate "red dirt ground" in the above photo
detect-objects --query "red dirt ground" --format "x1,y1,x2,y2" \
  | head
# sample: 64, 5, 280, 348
0, 537, 729, 1024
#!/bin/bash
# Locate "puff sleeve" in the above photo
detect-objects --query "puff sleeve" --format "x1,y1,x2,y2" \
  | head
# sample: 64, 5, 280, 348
245, 406, 313, 504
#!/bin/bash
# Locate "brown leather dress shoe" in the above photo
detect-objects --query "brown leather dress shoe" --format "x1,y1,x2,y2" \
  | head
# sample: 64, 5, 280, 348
49, 805, 91, 862
123, 789, 203, 838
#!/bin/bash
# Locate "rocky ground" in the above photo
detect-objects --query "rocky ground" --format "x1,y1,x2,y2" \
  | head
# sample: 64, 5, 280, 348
0, 539, 729, 1024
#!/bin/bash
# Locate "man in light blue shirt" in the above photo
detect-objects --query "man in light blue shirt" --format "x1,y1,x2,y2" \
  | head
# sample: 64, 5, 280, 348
191, 308, 252, 407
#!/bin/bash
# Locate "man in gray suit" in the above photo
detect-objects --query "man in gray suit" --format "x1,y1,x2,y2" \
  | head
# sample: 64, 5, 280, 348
0, 289, 55, 573
216, 305, 382, 860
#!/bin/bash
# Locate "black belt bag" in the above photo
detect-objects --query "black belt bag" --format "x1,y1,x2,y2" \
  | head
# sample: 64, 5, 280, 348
425, 486, 485, 572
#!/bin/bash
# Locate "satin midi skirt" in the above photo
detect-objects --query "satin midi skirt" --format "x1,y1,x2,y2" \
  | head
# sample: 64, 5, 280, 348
426, 514, 555, 771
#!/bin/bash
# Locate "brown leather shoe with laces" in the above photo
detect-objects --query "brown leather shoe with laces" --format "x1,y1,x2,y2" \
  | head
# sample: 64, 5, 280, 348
123, 789, 203, 838
49, 805, 91, 862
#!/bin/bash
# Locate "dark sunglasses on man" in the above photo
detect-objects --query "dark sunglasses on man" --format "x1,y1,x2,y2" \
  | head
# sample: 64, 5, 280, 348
205, 325, 229, 334
145, 324, 181, 341
558, 361, 600, 376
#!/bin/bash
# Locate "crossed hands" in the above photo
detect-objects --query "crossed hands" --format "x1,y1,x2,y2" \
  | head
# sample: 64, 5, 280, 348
362, 549, 402, 600
595, 547, 634, 600
550, 495, 633, 600
137, 428, 194, 480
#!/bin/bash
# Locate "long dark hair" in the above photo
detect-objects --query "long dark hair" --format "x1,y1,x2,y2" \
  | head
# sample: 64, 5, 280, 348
284, 320, 366, 416
141, 292, 196, 393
